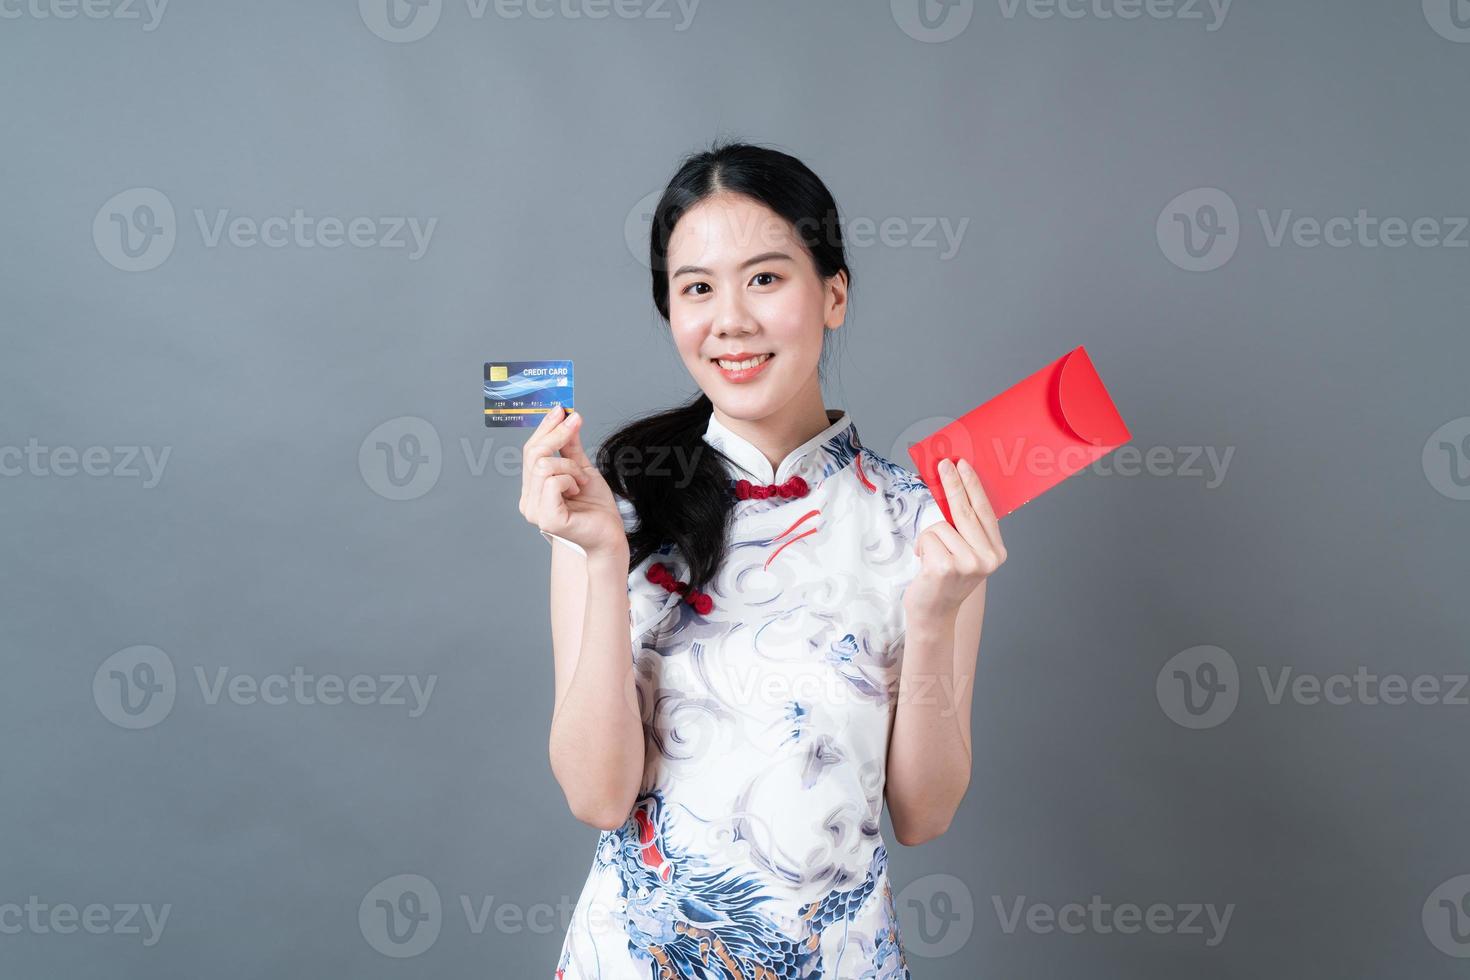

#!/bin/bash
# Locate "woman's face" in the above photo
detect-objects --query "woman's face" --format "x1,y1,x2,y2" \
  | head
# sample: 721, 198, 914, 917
665, 193, 846, 422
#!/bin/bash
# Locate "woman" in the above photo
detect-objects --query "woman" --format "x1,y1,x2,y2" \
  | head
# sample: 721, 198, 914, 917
519, 141, 1005, 978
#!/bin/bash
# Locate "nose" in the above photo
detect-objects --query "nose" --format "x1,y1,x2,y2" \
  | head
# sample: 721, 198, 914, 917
711, 288, 755, 339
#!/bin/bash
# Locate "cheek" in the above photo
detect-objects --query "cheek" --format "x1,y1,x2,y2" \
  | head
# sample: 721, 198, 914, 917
761, 309, 822, 357
668, 315, 706, 359
750, 288, 824, 345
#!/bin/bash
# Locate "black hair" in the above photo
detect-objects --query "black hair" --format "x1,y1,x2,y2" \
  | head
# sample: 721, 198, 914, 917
595, 139, 853, 594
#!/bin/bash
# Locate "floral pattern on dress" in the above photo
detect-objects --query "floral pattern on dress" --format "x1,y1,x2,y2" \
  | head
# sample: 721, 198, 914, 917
553, 409, 946, 979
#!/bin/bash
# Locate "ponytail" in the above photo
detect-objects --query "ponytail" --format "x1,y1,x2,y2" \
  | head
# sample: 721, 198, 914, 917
596, 392, 732, 595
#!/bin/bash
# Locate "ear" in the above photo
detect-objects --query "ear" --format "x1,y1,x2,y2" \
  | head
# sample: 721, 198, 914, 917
824, 269, 849, 329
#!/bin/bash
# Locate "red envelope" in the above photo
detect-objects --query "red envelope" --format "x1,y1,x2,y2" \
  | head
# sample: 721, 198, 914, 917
907, 346, 1131, 522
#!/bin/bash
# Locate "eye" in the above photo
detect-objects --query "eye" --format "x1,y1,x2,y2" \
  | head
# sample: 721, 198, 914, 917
750, 272, 780, 287
681, 281, 711, 296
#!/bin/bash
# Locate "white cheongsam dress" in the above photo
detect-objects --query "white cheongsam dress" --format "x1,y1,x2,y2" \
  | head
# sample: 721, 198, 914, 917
543, 408, 949, 979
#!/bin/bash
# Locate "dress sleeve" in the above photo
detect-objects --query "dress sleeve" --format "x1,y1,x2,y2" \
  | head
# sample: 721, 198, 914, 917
539, 491, 640, 556
891, 479, 952, 641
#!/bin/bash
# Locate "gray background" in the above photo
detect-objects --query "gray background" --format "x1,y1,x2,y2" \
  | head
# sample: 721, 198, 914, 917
3, 0, 1468, 976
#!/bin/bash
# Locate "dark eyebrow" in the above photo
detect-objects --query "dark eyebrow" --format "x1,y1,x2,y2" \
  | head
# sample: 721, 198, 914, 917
671, 251, 795, 279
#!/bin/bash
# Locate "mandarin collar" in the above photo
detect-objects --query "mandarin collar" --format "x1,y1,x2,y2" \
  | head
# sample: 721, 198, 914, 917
702, 408, 859, 488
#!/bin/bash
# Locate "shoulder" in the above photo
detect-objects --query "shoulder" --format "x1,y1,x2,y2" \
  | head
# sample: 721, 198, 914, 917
853, 446, 948, 541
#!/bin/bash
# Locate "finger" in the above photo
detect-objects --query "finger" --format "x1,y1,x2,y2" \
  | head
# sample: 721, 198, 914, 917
558, 413, 595, 468
538, 473, 578, 526
915, 527, 956, 573
937, 459, 987, 548
535, 456, 591, 485
534, 410, 583, 460
955, 458, 1004, 555
523, 412, 568, 469
930, 516, 1003, 577
523, 404, 566, 451
523, 415, 575, 510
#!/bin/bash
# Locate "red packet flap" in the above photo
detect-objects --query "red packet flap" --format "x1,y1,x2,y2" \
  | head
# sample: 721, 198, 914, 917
907, 346, 1131, 522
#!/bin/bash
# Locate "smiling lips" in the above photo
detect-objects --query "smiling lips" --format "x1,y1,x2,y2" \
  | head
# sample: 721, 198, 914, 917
712, 352, 773, 383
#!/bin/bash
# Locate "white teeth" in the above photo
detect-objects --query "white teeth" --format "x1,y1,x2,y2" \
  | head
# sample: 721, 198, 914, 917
716, 353, 771, 371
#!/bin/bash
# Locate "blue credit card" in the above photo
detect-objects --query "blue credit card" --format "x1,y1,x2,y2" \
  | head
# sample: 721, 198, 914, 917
484, 360, 574, 427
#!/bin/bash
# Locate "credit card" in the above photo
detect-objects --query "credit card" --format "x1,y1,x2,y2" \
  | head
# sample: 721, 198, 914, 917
483, 360, 574, 427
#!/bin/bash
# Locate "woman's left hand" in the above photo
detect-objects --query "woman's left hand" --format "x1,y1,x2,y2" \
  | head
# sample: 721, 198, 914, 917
904, 457, 1008, 624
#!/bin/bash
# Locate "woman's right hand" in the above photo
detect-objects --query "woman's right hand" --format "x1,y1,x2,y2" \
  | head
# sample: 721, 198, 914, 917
519, 406, 627, 560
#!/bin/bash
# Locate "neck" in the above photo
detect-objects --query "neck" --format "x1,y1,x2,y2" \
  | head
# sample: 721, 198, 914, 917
709, 380, 833, 477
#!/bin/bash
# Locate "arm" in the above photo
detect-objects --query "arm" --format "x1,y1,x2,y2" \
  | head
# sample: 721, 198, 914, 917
517, 405, 645, 832
885, 580, 986, 846
885, 457, 1006, 846
546, 538, 645, 831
